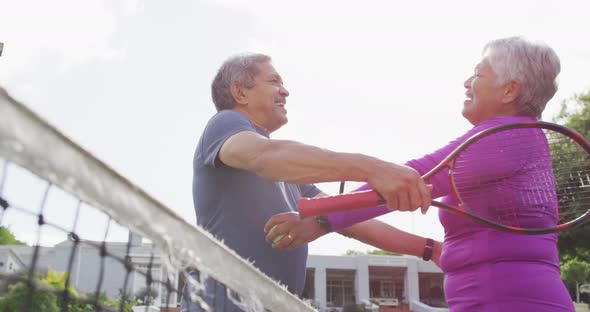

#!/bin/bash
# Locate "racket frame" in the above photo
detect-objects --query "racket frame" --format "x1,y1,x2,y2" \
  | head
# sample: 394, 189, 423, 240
299, 121, 590, 234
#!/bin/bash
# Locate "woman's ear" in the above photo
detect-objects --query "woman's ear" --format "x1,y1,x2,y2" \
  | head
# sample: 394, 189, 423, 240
502, 80, 521, 104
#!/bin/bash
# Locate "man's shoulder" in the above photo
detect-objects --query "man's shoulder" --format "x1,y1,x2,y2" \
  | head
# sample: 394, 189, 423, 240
209, 110, 249, 124
203, 110, 254, 136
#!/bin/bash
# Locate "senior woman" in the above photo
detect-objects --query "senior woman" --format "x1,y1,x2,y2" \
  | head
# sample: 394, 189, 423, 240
331, 37, 572, 311
267, 36, 574, 311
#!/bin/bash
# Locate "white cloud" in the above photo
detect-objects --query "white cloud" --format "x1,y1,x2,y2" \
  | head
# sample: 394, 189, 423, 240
0, 0, 141, 76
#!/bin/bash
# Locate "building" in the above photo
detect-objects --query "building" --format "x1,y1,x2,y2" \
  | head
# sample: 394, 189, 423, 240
303, 254, 447, 312
0, 246, 26, 274
0, 235, 179, 308
0, 239, 448, 312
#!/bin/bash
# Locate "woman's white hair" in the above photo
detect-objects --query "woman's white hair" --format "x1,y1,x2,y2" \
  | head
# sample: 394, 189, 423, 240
483, 37, 561, 118
211, 53, 271, 111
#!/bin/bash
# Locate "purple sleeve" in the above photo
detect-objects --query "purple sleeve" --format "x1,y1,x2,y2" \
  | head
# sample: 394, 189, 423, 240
326, 118, 525, 231
326, 183, 388, 231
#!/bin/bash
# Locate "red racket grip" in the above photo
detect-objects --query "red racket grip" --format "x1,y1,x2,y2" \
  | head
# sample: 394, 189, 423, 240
298, 190, 385, 218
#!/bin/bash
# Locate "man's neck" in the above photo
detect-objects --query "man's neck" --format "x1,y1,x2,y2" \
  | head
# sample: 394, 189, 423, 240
232, 108, 271, 135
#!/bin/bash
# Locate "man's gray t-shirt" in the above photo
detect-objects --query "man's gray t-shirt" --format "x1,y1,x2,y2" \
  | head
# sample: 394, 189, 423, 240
192, 110, 321, 295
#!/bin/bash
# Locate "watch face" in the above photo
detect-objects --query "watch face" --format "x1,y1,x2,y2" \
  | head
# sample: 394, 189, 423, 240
315, 216, 332, 232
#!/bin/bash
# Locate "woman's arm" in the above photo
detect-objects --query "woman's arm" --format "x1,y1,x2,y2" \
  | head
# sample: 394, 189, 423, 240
340, 219, 442, 266
326, 121, 503, 231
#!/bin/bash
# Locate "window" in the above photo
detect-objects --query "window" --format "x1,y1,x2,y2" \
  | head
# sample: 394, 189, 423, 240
369, 280, 379, 298
369, 280, 395, 298
326, 269, 356, 307
327, 279, 355, 307
382, 281, 394, 298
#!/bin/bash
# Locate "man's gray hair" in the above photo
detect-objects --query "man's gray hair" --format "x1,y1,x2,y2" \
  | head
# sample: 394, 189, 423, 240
483, 37, 561, 118
211, 53, 272, 111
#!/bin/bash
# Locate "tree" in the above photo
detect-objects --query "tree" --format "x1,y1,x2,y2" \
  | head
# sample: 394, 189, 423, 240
344, 249, 401, 256
0, 282, 59, 312
84, 291, 137, 312
553, 91, 590, 262
367, 249, 401, 256
40, 269, 78, 297
554, 91, 590, 138
344, 249, 364, 256
561, 258, 590, 303
0, 269, 137, 312
0, 226, 25, 245
342, 303, 366, 312
0, 269, 88, 312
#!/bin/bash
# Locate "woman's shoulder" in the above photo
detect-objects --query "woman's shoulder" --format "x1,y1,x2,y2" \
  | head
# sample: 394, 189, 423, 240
478, 115, 537, 127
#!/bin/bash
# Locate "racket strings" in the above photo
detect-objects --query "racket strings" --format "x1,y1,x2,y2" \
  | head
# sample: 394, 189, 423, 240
548, 130, 590, 224
449, 127, 590, 229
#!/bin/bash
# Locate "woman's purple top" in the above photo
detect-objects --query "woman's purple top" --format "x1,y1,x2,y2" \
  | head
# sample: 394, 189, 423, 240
327, 115, 574, 311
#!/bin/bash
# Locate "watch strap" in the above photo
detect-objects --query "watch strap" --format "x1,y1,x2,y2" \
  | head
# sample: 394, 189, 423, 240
422, 238, 434, 261
314, 215, 332, 233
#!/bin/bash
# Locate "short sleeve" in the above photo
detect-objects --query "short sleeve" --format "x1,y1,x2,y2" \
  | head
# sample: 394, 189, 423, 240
199, 111, 258, 167
298, 184, 322, 198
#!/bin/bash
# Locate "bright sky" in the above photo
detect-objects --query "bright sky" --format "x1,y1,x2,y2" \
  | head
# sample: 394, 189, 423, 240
1, 0, 589, 256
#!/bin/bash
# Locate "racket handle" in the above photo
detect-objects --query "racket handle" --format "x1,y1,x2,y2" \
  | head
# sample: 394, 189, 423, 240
298, 190, 385, 218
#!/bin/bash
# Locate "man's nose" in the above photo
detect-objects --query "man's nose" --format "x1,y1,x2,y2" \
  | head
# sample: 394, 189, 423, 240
280, 85, 290, 97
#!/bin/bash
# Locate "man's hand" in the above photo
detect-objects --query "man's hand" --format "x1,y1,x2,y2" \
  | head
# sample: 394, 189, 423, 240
367, 162, 431, 213
264, 212, 327, 250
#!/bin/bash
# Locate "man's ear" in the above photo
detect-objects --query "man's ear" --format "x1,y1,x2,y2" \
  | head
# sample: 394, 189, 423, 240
501, 80, 521, 104
230, 83, 248, 106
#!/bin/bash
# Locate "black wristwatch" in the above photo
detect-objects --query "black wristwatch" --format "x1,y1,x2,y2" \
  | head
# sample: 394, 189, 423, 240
314, 215, 332, 233
422, 238, 434, 261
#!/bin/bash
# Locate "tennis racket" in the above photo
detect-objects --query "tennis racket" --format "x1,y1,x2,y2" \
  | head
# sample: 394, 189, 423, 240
299, 121, 590, 234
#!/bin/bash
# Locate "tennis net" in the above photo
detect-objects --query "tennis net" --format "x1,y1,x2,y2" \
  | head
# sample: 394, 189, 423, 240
0, 86, 315, 312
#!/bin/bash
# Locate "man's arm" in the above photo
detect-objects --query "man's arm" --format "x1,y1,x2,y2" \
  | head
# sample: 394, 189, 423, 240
265, 192, 442, 266
220, 131, 430, 211
264, 191, 331, 250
